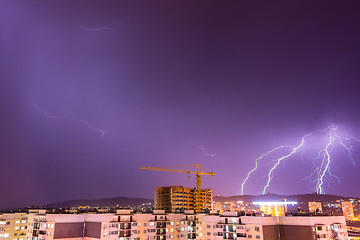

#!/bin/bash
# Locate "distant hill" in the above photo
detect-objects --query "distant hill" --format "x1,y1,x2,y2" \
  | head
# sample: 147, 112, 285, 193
45, 193, 359, 209
213, 193, 359, 203
6, 193, 357, 212
44, 196, 153, 209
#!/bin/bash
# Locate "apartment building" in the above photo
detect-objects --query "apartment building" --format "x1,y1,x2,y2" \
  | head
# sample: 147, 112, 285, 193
259, 204, 285, 217
22, 209, 348, 240
0, 213, 27, 240
154, 186, 212, 213
309, 202, 323, 214
341, 201, 355, 221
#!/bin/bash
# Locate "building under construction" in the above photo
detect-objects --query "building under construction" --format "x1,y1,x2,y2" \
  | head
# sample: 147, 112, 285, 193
140, 164, 215, 213
154, 186, 213, 213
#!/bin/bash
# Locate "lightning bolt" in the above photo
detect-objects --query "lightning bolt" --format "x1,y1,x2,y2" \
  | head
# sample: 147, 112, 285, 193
242, 125, 359, 195
31, 101, 107, 137
79, 26, 123, 31
190, 143, 216, 158
240, 145, 290, 195
315, 135, 334, 194
199, 145, 216, 158
345, 131, 360, 142
78, 20, 127, 32
338, 137, 355, 166
262, 133, 312, 194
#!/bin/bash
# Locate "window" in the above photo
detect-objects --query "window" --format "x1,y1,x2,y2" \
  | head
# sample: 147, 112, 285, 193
256, 236, 260, 239
255, 227, 259, 232
248, 235, 252, 239
207, 225, 211, 228
207, 232, 211, 236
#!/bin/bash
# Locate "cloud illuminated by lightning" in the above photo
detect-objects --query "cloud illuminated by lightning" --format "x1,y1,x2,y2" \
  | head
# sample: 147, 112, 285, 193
31, 101, 107, 137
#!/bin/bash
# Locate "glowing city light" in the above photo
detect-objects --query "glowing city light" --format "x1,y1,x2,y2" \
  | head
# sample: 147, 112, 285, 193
253, 201, 297, 205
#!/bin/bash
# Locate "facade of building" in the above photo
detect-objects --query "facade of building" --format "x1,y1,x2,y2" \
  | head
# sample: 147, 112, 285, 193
258, 204, 285, 217
341, 201, 355, 221
309, 202, 323, 214
16, 209, 349, 240
0, 213, 28, 240
154, 186, 212, 213
212, 203, 222, 213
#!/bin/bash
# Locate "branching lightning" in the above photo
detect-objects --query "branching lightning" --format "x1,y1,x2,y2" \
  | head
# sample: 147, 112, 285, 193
314, 135, 333, 194
262, 133, 311, 194
78, 20, 127, 32
241, 125, 359, 195
190, 143, 216, 158
199, 145, 216, 158
338, 137, 355, 166
240, 145, 290, 195
79, 26, 124, 31
32, 101, 107, 137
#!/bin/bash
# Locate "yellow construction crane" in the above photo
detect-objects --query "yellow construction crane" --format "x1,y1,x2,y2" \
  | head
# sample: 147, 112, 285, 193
139, 164, 215, 212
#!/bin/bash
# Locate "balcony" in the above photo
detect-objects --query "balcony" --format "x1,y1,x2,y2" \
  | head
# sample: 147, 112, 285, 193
119, 230, 131, 238
223, 226, 236, 233
188, 233, 196, 239
119, 223, 131, 230
156, 229, 167, 235
156, 223, 167, 228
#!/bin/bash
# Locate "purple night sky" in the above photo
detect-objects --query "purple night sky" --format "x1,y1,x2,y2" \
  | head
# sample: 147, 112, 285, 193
1, 1, 360, 209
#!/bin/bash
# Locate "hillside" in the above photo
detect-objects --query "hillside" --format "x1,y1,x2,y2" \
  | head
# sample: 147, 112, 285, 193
44, 196, 153, 209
